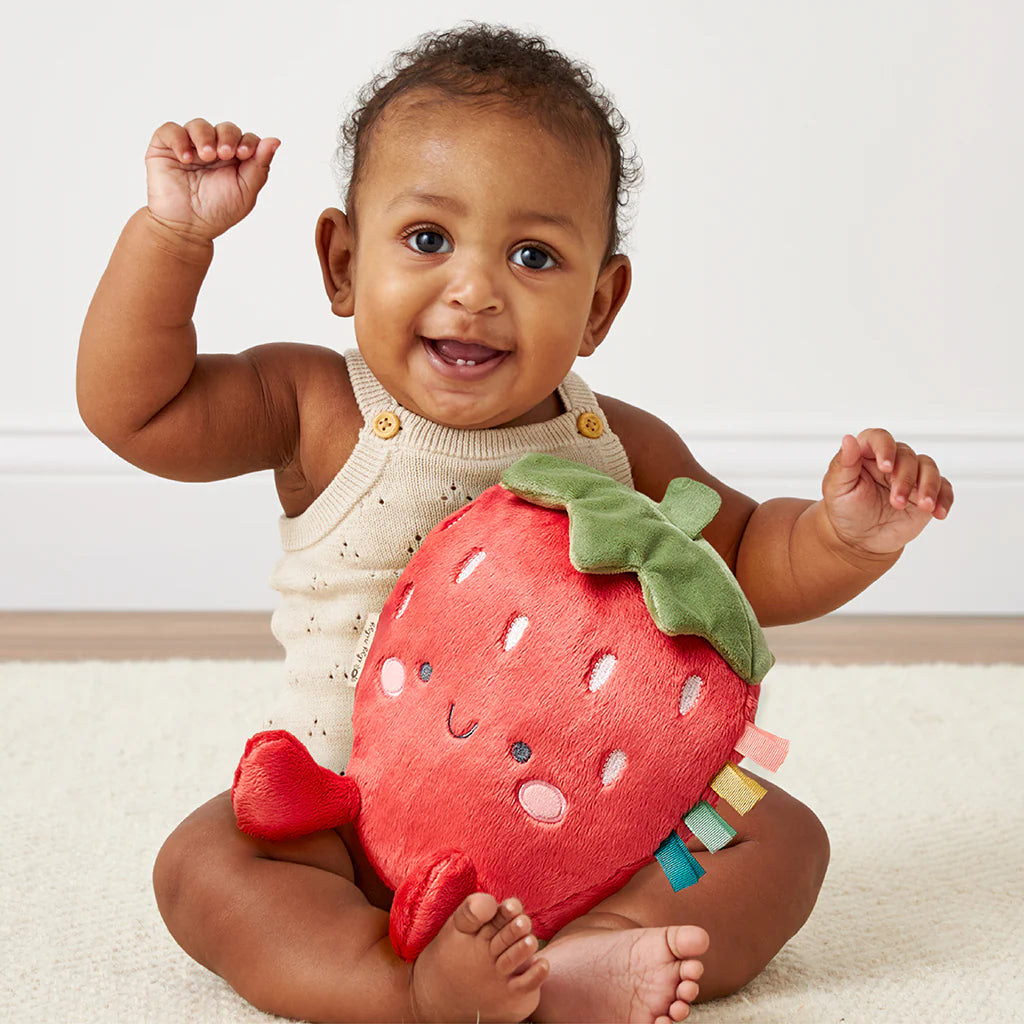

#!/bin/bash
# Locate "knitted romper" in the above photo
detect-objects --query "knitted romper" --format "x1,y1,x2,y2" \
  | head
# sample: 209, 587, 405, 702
264, 349, 634, 771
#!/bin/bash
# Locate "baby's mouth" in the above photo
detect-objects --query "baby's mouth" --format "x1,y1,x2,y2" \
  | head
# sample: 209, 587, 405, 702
427, 338, 502, 367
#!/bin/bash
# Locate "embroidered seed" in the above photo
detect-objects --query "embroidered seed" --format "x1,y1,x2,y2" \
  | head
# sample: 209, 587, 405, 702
503, 616, 529, 651
588, 653, 617, 692
395, 584, 415, 619
456, 549, 486, 583
442, 507, 471, 530
679, 674, 703, 715
601, 749, 627, 785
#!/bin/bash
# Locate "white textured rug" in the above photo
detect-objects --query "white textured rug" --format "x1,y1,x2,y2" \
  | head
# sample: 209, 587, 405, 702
2, 660, 1022, 1023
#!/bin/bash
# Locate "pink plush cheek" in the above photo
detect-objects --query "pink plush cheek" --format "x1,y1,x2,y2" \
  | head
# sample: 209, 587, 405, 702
381, 658, 406, 697
517, 780, 567, 823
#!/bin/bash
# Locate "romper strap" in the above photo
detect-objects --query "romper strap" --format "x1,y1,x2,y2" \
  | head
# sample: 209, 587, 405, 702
345, 349, 401, 422
558, 369, 603, 415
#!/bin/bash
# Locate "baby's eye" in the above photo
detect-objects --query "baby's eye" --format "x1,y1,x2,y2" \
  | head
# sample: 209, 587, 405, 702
407, 230, 452, 255
510, 246, 556, 271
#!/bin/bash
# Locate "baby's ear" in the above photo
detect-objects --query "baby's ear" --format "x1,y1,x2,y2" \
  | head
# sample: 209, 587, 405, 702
316, 208, 356, 317
580, 255, 631, 356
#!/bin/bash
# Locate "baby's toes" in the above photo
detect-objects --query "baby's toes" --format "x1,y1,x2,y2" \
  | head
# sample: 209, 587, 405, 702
676, 977, 699, 1004
666, 925, 710, 961
680, 957, 704, 982
489, 907, 532, 959
480, 896, 524, 942
669, 997, 692, 1021
497, 930, 541, 977
505, 951, 549, 993
451, 892, 500, 936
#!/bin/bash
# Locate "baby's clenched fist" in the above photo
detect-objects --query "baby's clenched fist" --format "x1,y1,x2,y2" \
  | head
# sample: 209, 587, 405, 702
145, 118, 280, 243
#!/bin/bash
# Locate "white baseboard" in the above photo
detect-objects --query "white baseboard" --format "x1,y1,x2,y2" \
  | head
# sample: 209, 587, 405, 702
3, 429, 1022, 613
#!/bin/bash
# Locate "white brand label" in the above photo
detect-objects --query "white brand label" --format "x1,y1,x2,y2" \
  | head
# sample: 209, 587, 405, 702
349, 613, 380, 688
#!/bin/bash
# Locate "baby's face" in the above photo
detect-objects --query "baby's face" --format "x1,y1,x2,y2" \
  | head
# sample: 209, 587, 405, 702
343, 95, 626, 429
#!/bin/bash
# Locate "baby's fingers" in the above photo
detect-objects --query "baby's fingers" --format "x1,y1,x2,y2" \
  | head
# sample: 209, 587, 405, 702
212, 121, 243, 160
934, 475, 954, 519
904, 452, 940, 512
890, 447, 954, 520
908, 456, 954, 519
236, 131, 262, 160
823, 433, 864, 496
855, 427, 927, 508
236, 136, 281, 194
182, 117, 219, 162
150, 119, 277, 169
149, 121, 201, 164
856, 427, 898, 474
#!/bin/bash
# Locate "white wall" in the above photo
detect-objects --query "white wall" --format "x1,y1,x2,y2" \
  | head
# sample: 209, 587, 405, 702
3, 0, 1021, 612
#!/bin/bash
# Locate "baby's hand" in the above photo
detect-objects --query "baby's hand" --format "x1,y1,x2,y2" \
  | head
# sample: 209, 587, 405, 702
821, 429, 953, 555
145, 119, 280, 243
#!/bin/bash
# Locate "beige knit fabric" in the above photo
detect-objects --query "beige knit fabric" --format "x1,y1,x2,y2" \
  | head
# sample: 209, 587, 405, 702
263, 350, 634, 770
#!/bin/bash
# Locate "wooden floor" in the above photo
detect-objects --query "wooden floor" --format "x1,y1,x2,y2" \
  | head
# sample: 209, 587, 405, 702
0, 612, 1020, 663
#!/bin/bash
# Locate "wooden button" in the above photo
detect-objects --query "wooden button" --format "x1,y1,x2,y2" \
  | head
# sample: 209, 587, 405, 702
577, 412, 604, 439
372, 411, 401, 439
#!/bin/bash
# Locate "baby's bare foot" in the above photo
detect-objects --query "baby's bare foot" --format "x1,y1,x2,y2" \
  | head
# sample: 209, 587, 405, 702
409, 893, 549, 1022
534, 923, 709, 1023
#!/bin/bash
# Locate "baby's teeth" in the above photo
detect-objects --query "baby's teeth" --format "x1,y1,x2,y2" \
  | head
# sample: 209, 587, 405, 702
455, 359, 478, 366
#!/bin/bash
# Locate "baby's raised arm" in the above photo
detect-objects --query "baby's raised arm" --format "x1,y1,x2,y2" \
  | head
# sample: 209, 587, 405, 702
77, 120, 307, 483
601, 396, 951, 627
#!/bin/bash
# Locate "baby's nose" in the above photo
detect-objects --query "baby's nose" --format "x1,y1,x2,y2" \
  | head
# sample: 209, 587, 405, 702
443, 255, 504, 315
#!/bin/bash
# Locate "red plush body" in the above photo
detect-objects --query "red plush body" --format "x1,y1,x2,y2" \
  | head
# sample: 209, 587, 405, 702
234, 484, 761, 960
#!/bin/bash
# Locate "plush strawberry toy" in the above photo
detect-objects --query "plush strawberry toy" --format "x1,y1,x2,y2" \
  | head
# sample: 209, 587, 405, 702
233, 454, 787, 960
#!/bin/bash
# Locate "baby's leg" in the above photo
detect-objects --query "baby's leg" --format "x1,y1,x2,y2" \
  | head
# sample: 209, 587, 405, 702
534, 778, 829, 1023
154, 792, 547, 1023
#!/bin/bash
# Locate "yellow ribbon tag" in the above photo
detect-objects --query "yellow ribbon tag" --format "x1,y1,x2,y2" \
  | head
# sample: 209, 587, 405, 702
710, 762, 767, 816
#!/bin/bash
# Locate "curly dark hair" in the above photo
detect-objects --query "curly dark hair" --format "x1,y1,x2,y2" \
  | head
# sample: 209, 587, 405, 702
336, 23, 642, 260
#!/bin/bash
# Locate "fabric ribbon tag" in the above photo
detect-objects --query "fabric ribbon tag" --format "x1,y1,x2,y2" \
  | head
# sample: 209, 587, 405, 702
733, 721, 790, 773
654, 831, 705, 891
710, 762, 767, 815
684, 801, 736, 853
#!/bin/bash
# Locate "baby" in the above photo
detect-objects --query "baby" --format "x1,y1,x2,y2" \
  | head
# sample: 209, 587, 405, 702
78, 23, 952, 1024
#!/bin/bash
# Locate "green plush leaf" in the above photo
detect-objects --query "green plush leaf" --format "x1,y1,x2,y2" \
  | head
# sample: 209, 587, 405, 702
501, 454, 774, 684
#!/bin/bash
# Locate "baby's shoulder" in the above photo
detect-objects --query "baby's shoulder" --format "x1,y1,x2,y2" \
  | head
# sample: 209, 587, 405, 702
251, 342, 362, 508
249, 341, 356, 414
597, 394, 701, 498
